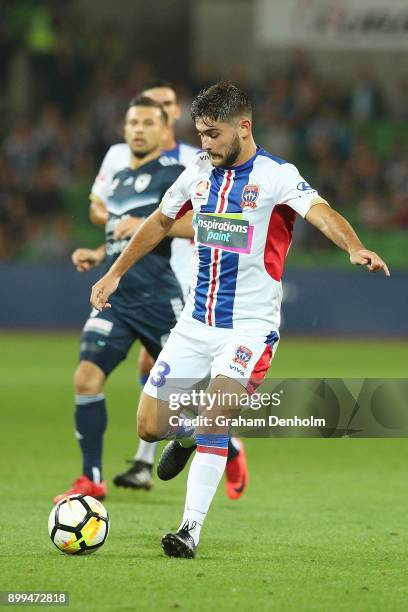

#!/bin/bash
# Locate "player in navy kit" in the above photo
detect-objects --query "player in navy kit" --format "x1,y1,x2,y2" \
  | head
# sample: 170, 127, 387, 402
53, 96, 193, 503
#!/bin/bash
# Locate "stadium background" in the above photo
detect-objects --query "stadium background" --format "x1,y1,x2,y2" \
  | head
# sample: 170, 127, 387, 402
1, 1, 407, 610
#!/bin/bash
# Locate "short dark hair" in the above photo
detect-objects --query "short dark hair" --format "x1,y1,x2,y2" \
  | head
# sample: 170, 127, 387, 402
191, 81, 252, 125
142, 79, 177, 103
142, 79, 175, 92
128, 95, 168, 124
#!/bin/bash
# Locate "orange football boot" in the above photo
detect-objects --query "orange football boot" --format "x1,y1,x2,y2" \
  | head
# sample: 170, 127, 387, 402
53, 475, 107, 505
225, 439, 248, 500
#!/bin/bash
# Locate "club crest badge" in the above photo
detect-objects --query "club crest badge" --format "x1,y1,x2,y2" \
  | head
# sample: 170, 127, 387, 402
134, 174, 152, 193
241, 184, 259, 209
232, 345, 253, 369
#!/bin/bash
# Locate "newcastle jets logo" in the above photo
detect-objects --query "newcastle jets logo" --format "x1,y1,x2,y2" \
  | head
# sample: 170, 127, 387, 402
241, 184, 259, 209
232, 345, 253, 369
134, 174, 152, 193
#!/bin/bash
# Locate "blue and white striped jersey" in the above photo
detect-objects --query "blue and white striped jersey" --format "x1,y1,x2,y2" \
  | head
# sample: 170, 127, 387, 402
161, 146, 328, 331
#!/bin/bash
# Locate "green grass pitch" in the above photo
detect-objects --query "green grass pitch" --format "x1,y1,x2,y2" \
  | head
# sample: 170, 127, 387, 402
1, 333, 408, 611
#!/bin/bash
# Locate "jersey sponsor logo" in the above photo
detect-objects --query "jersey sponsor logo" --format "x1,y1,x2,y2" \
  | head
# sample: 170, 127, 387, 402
106, 216, 131, 255
229, 364, 245, 376
232, 345, 253, 369
241, 184, 259, 209
106, 239, 129, 256
195, 213, 254, 254
134, 174, 152, 192
297, 181, 314, 191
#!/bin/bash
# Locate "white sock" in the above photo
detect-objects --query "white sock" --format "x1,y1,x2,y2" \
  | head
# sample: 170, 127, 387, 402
134, 440, 157, 465
178, 451, 227, 545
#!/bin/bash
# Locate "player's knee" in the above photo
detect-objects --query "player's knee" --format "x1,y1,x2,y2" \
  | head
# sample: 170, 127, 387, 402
74, 362, 105, 395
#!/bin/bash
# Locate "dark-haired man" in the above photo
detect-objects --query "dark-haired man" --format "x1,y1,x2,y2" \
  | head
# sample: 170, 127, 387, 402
90, 82, 389, 557
90, 81, 248, 496
53, 96, 192, 503
90, 80, 198, 281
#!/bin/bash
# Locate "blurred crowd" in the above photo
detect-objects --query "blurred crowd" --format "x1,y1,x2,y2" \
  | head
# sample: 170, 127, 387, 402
0, 5, 407, 261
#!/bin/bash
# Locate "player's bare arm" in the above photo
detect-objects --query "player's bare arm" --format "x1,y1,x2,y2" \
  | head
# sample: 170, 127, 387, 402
168, 210, 193, 238
90, 209, 174, 310
89, 195, 109, 226
305, 202, 390, 276
114, 210, 193, 240
72, 245, 106, 272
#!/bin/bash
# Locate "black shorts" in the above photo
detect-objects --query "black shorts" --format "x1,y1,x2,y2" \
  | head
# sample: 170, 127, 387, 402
79, 298, 183, 376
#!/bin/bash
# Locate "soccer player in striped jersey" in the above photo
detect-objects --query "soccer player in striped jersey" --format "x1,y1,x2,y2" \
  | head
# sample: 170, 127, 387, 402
90, 82, 389, 557
90, 81, 248, 496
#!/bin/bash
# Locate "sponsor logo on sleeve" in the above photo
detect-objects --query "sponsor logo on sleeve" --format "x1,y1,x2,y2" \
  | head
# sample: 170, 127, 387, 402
193, 180, 210, 203
196, 180, 210, 197
297, 181, 314, 192
241, 184, 260, 209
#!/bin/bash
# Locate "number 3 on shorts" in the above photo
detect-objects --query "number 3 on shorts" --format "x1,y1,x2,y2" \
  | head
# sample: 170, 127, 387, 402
149, 360, 171, 388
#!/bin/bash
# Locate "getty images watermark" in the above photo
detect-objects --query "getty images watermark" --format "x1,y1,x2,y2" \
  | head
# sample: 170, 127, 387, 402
167, 389, 326, 429
157, 379, 408, 438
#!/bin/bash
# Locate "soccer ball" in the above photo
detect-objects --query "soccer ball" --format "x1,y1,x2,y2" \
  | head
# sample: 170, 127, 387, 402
48, 494, 109, 555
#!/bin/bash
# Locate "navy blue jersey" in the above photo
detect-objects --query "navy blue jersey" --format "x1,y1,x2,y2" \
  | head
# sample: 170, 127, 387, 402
103, 155, 184, 311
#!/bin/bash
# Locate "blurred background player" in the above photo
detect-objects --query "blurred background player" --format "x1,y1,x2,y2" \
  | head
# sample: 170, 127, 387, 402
53, 95, 192, 503
90, 80, 248, 496
90, 80, 198, 293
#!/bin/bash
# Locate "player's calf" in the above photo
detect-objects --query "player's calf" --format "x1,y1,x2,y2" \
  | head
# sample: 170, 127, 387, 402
136, 392, 163, 442
52, 360, 109, 504
161, 377, 246, 556
137, 392, 194, 442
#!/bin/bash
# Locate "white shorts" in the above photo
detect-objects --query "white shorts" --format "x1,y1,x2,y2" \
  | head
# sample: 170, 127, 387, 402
143, 316, 279, 401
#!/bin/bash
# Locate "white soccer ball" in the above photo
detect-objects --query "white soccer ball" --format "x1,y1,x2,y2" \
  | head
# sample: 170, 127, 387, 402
48, 495, 109, 555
